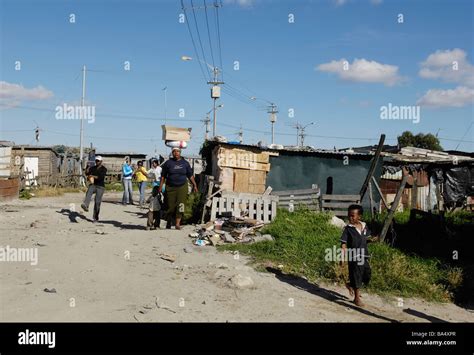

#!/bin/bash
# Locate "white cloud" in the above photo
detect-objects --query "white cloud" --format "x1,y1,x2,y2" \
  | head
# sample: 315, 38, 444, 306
223, 0, 255, 7
419, 48, 474, 87
417, 86, 474, 108
0, 81, 54, 107
316, 58, 402, 86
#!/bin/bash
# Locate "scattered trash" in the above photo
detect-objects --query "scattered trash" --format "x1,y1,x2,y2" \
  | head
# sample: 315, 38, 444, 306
188, 216, 271, 247
214, 219, 224, 230
159, 253, 176, 263
217, 263, 229, 269
30, 221, 39, 228
183, 246, 193, 253
195, 239, 210, 246
95, 229, 105, 235
43, 288, 57, 293
33, 242, 46, 247
203, 221, 214, 231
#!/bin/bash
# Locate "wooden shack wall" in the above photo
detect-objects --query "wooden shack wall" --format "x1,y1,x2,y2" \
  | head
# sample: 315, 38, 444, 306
211, 146, 273, 194
10, 148, 59, 178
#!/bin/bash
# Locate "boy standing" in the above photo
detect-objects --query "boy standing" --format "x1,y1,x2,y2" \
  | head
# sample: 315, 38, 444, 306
340, 204, 372, 307
146, 186, 162, 230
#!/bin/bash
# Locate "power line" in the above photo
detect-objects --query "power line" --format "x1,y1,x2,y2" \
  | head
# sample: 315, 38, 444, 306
0, 104, 202, 122
454, 122, 473, 150
203, 0, 215, 69
215, 0, 224, 80
190, 0, 212, 80
181, 0, 208, 81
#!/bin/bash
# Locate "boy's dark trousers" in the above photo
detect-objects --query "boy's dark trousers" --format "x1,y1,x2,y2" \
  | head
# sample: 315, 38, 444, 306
83, 185, 105, 221
147, 211, 161, 228
348, 259, 371, 289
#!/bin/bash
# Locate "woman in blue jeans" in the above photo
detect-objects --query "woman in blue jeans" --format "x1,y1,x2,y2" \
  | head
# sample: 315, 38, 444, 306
122, 157, 134, 205
134, 160, 148, 207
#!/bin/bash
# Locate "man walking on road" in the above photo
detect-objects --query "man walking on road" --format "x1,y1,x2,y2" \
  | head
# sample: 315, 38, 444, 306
81, 156, 107, 223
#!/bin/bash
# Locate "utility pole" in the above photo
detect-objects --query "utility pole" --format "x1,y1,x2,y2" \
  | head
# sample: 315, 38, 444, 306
293, 122, 301, 146
299, 122, 315, 147
163, 87, 167, 124
202, 114, 211, 140
238, 124, 243, 144
208, 67, 224, 137
267, 103, 278, 145
79, 65, 86, 186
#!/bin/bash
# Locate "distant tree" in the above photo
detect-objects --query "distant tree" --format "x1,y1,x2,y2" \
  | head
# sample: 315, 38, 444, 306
397, 131, 443, 151
52, 145, 67, 154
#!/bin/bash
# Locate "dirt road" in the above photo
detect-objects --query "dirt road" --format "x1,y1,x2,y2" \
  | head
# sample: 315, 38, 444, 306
1, 192, 472, 322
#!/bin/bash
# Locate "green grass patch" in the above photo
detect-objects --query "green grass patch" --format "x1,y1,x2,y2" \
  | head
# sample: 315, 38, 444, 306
220, 208, 461, 302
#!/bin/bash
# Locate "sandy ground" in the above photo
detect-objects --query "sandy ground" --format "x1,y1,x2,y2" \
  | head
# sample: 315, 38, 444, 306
1, 191, 473, 323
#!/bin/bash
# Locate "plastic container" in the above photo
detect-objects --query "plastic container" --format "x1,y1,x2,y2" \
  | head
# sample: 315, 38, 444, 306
165, 140, 188, 149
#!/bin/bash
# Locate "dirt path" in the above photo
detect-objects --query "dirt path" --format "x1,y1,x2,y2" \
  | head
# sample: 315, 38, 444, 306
1, 192, 472, 322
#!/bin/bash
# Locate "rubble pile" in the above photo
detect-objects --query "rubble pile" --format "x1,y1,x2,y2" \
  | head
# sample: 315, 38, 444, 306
189, 217, 274, 246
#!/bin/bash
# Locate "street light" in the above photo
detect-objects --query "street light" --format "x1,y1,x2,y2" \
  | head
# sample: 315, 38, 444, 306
202, 104, 224, 140
182, 55, 224, 136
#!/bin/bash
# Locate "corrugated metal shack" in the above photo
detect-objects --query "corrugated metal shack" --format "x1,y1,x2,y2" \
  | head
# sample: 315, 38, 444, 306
201, 141, 380, 197
381, 147, 474, 211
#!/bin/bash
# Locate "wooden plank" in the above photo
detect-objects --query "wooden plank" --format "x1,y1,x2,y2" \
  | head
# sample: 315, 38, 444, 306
233, 169, 250, 193
380, 174, 408, 242
360, 134, 385, 200
210, 197, 218, 221
248, 198, 255, 219
263, 186, 272, 195
321, 194, 360, 201
371, 176, 389, 209
333, 210, 348, 217
279, 199, 318, 207
256, 199, 263, 221
321, 202, 354, 209
240, 198, 248, 217
368, 181, 374, 217
221, 191, 279, 202
263, 200, 269, 223
233, 197, 240, 217
248, 184, 266, 194
272, 188, 319, 196
271, 200, 277, 221
218, 197, 225, 214
248, 170, 266, 185
278, 194, 319, 201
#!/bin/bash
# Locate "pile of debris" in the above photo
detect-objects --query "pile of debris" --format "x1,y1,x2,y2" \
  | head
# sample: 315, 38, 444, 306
189, 216, 274, 246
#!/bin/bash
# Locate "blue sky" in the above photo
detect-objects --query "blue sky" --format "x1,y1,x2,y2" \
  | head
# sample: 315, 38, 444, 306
1, 0, 473, 156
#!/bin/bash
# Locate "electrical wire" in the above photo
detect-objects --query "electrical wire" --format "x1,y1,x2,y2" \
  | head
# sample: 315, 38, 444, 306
181, 0, 208, 81
203, 0, 215, 69
190, 0, 212, 80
